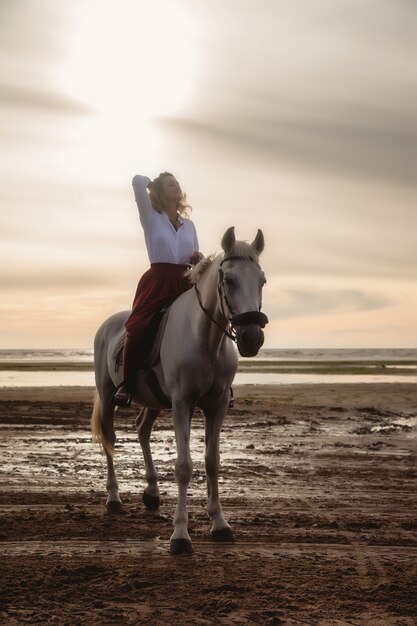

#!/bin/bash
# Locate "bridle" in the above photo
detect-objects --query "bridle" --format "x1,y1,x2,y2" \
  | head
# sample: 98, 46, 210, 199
194, 255, 269, 342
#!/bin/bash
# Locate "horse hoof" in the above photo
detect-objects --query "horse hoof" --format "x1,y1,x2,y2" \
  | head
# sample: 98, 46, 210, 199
170, 538, 194, 555
106, 501, 123, 515
211, 527, 236, 542
142, 491, 160, 511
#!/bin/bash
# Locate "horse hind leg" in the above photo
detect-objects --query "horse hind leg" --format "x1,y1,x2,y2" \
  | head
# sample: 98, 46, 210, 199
136, 407, 161, 510
91, 391, 123, 514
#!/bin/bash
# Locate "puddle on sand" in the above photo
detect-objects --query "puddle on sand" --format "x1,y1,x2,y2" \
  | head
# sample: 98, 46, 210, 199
1, 406, 415, 502
0, 419, 283, 497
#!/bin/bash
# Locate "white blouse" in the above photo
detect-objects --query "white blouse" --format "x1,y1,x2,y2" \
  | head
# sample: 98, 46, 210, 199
132, 175, 199, 265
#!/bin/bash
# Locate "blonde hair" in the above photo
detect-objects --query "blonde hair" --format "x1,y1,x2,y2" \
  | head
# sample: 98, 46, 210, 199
147, 172, 191, 217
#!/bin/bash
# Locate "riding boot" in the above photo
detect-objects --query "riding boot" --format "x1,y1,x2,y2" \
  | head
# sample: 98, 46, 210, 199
112, 334, 143, 407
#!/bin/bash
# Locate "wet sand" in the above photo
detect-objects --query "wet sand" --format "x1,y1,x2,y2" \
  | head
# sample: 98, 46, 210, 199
0, 383, 416, 625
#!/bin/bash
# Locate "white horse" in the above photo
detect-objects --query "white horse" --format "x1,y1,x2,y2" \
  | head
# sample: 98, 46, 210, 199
91, 227, 268, 554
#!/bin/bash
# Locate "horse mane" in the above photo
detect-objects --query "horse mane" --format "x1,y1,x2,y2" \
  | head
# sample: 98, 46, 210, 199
187, 255, 216, 284
187, 240, 259, 285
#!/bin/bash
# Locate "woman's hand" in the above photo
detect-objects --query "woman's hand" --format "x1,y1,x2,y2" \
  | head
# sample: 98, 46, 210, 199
189, 251, 203, 265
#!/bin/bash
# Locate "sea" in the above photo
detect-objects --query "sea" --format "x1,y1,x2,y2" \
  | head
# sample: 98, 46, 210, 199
0, 348, 415, 387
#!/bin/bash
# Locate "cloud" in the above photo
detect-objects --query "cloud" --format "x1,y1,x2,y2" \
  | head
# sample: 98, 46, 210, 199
0, 83, 92, 115
0, 269, 121, 291
1, 0, 416, 348
158, 113, 417, 187
157, 0, 417, 188
266, 286, 390, 320
262, 235, 417, 281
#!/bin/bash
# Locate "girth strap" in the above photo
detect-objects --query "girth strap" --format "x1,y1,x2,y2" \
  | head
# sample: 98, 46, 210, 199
143, 368, 172, 408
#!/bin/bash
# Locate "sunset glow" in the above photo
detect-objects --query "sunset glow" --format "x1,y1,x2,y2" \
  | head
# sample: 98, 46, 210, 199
0, 0, 416, 348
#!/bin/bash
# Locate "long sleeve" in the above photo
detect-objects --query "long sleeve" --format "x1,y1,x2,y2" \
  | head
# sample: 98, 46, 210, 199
131, 174, 199, 265
132, 175, 154, 225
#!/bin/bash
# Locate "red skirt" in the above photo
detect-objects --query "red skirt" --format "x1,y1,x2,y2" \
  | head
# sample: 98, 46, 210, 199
125, 263, 191, 340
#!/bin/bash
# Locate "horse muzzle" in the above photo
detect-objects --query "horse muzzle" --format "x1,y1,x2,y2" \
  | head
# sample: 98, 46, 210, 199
232, 312, 268, 357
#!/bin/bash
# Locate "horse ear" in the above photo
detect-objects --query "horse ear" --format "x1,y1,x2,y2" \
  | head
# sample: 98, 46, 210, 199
221, 227, 236, 255
251, 229, 264, 255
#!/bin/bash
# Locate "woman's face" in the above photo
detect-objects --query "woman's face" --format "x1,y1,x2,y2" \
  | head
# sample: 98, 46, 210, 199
161, 175, 182, 202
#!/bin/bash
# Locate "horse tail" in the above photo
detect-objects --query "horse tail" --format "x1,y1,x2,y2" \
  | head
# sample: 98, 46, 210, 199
91, 391, 114, 458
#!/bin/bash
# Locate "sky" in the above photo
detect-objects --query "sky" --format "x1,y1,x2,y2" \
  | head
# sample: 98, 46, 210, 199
0, 0, 416, 349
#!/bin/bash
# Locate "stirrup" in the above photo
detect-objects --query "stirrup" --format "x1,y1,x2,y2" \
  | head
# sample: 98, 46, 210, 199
112, 382, 132, 408
228, 387, 234, 410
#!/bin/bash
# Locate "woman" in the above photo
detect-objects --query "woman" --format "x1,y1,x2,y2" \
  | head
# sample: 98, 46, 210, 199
113, 172, 202, 407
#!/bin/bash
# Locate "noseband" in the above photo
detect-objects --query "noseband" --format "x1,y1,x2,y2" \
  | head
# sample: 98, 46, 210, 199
194, 255, 269, 342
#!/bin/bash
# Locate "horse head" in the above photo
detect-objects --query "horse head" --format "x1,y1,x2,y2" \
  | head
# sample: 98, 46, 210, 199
220, 227, 268, 357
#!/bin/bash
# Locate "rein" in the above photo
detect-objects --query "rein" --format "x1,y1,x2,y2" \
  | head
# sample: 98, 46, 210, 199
194, 255, 269, 342
194, 283, 237, 342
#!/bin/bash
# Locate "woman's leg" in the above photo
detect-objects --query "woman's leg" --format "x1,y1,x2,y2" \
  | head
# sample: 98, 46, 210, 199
113, 264, 192, 407
113, 333, 145, 407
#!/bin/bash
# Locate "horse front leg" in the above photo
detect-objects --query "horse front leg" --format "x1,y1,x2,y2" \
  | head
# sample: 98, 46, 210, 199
170, 399, 194, 555
136, 407, 161, 510
204, 398, 235, 541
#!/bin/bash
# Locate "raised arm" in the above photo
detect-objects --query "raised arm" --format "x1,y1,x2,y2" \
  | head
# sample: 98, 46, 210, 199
192, 222, 199, 252
132, 174, 154, 225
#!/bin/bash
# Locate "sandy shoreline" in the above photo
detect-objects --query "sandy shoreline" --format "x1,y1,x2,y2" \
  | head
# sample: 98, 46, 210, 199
2, 359, 416, 367
0, 382, 415, 413
1, 382, 416, 623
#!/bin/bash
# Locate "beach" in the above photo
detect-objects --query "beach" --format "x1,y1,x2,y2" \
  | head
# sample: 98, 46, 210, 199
1, 382, 416, 624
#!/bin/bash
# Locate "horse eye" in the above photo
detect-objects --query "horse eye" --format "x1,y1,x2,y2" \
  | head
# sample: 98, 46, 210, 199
224, 276, 236, 288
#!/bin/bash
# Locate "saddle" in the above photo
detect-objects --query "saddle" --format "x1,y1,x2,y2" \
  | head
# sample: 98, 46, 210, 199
113, 307, 171, 407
